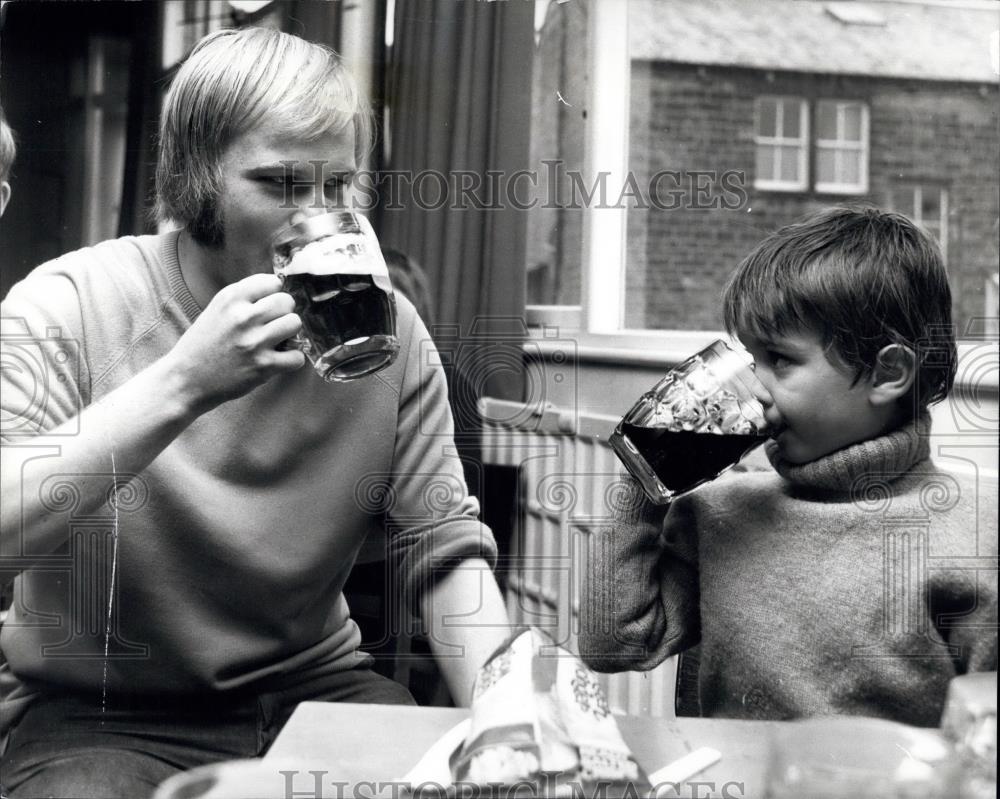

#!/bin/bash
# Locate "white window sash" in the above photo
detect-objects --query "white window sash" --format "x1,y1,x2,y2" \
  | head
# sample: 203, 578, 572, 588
754, 99, 809, 191
814, 102, 869, 193
568, 0, 725, 347
884, 185, 949, 266
582, 0, 629, 334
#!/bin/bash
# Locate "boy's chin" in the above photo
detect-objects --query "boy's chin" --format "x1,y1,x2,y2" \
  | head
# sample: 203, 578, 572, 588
773, 435, 824, 465
776, 433, 864, 465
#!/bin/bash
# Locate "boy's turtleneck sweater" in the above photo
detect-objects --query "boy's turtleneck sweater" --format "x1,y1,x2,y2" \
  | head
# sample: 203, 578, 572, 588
580, 416, 998, 727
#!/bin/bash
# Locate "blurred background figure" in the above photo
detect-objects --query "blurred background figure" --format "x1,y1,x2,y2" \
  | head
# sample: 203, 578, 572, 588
0, 104, 15, 217
382, 247, 434, 327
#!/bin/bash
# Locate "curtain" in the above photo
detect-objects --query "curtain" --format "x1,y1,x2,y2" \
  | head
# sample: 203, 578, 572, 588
380, 0, 534, 407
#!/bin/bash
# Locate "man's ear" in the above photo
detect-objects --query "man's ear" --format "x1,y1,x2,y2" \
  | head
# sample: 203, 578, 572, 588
869, 343, 916, 406
0, 181, 10, 217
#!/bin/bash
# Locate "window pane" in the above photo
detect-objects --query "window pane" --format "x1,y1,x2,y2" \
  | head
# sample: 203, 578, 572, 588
779, 144, 801, 182
756, 145, 776, 182
842, 104, 863, 141
922, 188, 941, 220
781, 101, 801, 138
757, 98, 778, 136
841, 149, 861, 186
817, 148, 837, 184
816, 102, 838, 139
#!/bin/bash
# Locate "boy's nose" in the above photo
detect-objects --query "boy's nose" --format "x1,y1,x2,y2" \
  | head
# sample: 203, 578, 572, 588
744, 367, 774, 407
749, 375, 782, 423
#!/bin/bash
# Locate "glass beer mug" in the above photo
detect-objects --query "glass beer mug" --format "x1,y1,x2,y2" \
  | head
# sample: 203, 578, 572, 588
609, 340, 772, 504
272, 211, 399, 382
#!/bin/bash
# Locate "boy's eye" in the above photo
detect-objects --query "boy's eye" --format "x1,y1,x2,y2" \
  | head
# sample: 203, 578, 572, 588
767, 350, 792, 368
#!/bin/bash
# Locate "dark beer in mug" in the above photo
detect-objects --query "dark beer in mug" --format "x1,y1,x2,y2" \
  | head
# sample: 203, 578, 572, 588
611, 423, 768, 503
610, 341, 771, 504
272, 212, 398, 382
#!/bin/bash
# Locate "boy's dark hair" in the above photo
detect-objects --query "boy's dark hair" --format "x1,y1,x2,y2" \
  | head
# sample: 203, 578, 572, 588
722, 205, 957, 409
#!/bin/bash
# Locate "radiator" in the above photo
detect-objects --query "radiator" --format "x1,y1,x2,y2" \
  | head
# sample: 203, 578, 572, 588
479, 398, 678, 718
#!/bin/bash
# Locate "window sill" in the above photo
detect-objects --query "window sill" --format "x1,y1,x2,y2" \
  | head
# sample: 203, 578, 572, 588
525, 326, 999, 393
814, 182, 869, 195
527, 325, 726, 369
753, 181, 809, 193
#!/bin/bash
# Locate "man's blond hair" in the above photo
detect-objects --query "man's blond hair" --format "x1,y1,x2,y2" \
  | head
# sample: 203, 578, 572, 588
0, 104, 16, 182
154, 27, 372, 244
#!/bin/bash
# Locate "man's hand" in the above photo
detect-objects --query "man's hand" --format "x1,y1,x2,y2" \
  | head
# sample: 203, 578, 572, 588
165, 274, 305, 413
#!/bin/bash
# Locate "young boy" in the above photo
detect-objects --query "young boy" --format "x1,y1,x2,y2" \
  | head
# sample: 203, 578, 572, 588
580, 206, 998, 727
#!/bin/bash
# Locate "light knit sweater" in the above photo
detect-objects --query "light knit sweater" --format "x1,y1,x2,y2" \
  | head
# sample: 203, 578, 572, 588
0, 232, 496, 740
580, 417, 998, 726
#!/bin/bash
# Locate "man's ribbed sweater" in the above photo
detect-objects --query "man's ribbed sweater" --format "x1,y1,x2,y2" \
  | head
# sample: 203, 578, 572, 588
0, 231, 497, 740
580, 417, 998, 726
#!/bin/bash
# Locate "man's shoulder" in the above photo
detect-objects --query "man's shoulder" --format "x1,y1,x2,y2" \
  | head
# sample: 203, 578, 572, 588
31, 233, 166, 286
4, 233, 172, 314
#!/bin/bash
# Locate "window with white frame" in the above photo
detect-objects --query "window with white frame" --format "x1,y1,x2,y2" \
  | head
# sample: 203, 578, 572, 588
885, 184, 949, 264
754, 98, 810, 191
814, 100, 869, 194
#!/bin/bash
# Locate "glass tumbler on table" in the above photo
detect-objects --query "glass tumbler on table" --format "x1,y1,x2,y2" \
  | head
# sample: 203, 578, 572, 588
609, 340, 772, 504
272, 211, 399, 382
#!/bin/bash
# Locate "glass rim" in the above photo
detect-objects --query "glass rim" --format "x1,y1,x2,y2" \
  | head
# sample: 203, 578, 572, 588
270, 210, 366, 252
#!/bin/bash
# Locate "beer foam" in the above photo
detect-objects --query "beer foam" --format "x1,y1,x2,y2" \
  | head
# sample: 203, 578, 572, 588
283, 233, 390, 278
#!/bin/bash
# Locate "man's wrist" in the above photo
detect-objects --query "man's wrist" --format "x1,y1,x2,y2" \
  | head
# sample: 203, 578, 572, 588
146, 354, 209, 424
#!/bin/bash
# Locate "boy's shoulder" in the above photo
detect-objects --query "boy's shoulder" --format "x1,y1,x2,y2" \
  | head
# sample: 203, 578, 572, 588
677, 455, 784, 518
893, 458, 995, 512
680, 453, 995, 528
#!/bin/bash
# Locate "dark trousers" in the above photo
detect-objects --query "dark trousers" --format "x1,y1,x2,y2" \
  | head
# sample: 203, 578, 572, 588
1, 664, 415, 798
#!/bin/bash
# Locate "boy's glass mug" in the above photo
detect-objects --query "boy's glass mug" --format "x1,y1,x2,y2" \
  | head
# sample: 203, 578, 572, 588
609, 340, 772, 504
271, 211, 399, 382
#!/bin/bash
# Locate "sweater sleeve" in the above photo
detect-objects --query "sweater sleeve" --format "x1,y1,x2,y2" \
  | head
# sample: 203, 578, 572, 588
385, 306, 498, 612
929, 533, 999, 675
1, 270, 91, 443
579, 476, 701, 672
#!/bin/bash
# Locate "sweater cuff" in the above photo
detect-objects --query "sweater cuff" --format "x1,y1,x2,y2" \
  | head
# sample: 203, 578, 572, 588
393, 518, 499, 614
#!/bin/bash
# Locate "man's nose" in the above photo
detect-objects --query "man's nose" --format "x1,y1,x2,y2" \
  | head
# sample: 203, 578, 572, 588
294, 186, 335, 211
289, 204, 326, 224
287, 193, 342, 227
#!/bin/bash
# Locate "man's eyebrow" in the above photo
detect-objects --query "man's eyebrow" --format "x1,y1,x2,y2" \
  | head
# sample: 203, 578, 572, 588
246, 163, 356, 178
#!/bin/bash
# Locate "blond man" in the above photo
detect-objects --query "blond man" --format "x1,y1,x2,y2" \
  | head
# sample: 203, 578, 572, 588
1, 28, 509, 797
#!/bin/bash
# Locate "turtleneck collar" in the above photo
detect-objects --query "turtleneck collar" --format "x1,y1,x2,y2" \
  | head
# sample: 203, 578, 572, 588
765, 413, 931, 493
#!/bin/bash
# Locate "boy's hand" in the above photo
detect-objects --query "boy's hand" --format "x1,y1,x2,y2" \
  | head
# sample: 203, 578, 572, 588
164, 274, 305, 413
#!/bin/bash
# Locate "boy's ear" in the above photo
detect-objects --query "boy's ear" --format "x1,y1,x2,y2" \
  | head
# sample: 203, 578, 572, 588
868, 344, 916, 406
0, 181, 10, 217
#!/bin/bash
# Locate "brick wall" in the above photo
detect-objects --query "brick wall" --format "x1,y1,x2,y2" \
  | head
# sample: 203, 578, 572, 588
628, 62, 1000, 334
